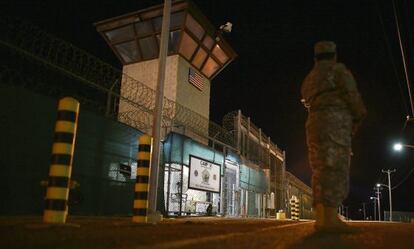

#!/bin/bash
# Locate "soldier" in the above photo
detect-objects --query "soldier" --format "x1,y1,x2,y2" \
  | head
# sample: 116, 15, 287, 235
301, 41, 367, 232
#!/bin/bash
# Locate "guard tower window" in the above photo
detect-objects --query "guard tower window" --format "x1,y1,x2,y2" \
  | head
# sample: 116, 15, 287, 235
202, 57, 220, 78
115, 41, 141, 63
105, 25, 135, 43
192, 47, 208, 69
135, 21, 153, 36
185, 14, 204, 40
152, 16, 163, 32
180, 32, 198, 60
212, 44, 229, 64
139, 36, 158, 59
202, 35, 214, 50
156, 30, 181, 54
168, 30, 181, 53
170, 11, 185, 28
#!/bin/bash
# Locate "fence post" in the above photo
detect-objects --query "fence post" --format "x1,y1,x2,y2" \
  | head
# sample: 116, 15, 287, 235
132, 134, 153, 223
43, 97, 79, 224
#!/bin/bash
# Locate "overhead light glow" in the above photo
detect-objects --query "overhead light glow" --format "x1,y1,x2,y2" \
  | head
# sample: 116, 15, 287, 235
393, 143, 403, 151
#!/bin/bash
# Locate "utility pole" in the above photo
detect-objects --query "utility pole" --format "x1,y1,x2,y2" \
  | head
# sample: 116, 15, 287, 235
344, 206, 349, 221
362, 202, 366, 220
148, 0, 171, 223
375, 186, 381, 221
392, 0, 414, 117
372, 198, 377, 221
382, 169, 396, 221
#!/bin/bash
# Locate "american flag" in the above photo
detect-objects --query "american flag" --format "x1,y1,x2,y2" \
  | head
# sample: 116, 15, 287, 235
188, 67, 204, 91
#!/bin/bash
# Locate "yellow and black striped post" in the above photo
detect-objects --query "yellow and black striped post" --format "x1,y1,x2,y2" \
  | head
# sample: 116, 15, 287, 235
132, 134, 152, 223
43, 97, 79, 224
290, 196, 299, 221
294, 197, 300, 221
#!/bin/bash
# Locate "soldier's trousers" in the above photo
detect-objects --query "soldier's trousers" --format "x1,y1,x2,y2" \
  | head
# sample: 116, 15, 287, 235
306, 110, 353, 208
308, 140, 351, 207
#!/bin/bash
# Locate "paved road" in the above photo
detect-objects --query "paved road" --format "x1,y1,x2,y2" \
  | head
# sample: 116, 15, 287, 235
1, 217, 413, 249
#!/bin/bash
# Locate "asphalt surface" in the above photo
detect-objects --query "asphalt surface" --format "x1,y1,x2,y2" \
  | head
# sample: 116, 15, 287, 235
1, 217, 413, 249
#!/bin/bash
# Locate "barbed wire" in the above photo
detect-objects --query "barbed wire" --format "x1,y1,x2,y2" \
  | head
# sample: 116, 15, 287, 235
0, 17, 235, 148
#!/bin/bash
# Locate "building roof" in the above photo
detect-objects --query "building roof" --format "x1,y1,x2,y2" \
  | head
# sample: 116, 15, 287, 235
94, 0, 237, 80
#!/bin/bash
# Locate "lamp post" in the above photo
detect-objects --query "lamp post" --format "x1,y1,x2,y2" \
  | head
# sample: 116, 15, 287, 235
377, 169, 396, 222
374, 185, 381, 221
361, 202, 366, 220
148, 0, 171, 223
370, 196, 377, 221
344, 206, 349, 221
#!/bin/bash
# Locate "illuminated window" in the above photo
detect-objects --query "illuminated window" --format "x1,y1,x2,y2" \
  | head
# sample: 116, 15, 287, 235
212, 44, 229, 64
202, 57, 220, 78
114, 41, 141, 63
139, 36, 158, 59
179, 32, 198, 60
202, 35, 214, 50
185, 14, 204, 40
135, 21, 153, 37
192, 47, 208, 69
105, 25, 134, 42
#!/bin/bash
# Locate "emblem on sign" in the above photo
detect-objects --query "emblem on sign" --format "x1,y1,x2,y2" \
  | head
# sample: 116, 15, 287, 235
202, 169, 210, 184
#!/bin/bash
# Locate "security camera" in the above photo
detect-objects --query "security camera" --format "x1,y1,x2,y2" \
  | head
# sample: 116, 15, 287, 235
219, 22, 232, 33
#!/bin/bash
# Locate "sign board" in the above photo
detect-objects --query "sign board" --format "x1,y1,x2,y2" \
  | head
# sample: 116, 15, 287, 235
188, 155, 221, 193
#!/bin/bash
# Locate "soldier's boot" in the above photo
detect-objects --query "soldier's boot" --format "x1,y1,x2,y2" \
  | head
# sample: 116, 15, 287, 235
314, 204, 359, 234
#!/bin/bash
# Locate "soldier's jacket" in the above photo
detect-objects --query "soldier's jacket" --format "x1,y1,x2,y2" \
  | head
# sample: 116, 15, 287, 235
301, 61, 367, 140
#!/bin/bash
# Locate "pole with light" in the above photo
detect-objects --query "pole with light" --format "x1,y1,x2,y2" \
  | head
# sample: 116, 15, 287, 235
374, 185, 381, 221
393, 143, 414, 151
370, 196, 377, 221
361, 202, 366, 220
377, 169, 396, 222
148, 0, 171, 223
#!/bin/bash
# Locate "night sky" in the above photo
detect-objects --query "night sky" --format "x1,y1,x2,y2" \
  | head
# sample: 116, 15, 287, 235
2, 0, 414, 219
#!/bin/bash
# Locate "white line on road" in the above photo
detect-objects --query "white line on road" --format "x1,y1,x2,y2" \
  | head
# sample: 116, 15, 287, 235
133, 221, 314, 249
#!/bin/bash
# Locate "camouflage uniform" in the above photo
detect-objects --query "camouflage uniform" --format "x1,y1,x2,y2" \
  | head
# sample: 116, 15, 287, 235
301, 41, 367, 208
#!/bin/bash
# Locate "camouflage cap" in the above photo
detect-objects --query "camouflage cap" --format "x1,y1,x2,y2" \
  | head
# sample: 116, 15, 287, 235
314, 41, 336, 55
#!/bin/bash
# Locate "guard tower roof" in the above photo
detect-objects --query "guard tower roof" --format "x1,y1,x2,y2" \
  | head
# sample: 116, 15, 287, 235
94, 0, 237, 79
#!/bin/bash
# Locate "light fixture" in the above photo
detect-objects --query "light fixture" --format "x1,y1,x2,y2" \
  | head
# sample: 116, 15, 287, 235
393, 143, 403, 151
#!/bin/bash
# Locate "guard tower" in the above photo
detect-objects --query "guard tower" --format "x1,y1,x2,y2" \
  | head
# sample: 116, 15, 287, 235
95, 0, 236, 138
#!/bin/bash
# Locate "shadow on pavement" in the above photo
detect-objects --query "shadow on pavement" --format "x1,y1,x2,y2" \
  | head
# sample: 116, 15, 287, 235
287, 231, 364, 249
